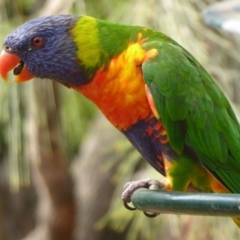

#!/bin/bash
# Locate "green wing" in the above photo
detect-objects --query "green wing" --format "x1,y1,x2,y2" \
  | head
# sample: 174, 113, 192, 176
142, 40, 240, 193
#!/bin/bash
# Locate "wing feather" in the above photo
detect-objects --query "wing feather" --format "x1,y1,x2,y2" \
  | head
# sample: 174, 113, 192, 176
142, 40, 240, 192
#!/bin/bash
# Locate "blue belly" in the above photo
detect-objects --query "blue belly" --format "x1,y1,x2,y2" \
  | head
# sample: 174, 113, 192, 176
122, 117, 175, 176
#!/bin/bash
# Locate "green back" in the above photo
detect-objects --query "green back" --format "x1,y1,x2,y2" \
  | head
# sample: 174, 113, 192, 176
142, 39, 240, 193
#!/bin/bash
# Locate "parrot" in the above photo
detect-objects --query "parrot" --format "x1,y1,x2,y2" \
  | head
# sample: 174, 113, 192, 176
0, 15, 240, 226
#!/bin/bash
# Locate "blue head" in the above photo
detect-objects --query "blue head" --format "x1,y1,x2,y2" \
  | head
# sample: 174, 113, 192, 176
1, 15, 89, 86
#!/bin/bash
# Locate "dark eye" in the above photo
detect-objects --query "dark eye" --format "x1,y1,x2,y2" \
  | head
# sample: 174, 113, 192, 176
31, 36, 45, 47
4, 45, 12, 52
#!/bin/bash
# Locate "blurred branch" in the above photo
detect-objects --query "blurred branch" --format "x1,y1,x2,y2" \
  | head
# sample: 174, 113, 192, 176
73, 114, 129, 240
23, 81, 76, 240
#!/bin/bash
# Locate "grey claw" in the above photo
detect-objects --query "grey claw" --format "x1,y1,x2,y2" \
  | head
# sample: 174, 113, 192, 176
143, 211, 160, 218
123, 200, 136, 211
122, 178, 166, 217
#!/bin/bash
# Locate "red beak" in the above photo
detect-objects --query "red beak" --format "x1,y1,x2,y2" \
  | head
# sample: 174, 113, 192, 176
0, 50, 34, 82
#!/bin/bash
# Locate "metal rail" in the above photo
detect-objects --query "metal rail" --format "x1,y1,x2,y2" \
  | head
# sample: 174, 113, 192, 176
131, 189, 240, 217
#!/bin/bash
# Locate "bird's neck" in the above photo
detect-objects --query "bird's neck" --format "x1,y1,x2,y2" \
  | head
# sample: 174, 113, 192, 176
71, 16, 142, 81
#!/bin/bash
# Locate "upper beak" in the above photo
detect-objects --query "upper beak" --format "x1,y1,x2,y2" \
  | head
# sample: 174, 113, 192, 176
0, 50, 34, 82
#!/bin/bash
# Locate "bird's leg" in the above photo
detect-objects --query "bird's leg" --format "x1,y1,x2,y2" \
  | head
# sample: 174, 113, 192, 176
122, 178, 167, 217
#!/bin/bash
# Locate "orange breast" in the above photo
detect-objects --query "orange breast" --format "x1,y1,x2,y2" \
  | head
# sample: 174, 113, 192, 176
74, 39, 153, 130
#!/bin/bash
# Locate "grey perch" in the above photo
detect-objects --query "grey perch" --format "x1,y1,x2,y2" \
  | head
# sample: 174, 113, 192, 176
131, 189, 240, 217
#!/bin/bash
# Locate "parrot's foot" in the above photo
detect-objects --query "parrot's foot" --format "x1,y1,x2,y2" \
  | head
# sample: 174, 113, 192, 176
122, 178, 166, 218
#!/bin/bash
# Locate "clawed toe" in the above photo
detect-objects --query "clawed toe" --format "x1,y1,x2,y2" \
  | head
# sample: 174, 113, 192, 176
123, 201, 136, 211
143, 211, 159, 218
122, 178, 166, 217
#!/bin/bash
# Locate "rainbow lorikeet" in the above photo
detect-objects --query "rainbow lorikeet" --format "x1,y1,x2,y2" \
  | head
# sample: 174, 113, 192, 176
1, 15, 240, 226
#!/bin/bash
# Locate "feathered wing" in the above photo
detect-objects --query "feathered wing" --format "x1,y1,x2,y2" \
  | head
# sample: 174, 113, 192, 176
142, 40, 240, 193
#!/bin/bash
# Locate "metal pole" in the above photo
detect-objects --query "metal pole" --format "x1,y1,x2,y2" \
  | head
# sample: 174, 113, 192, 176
131, 189, 240, 217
